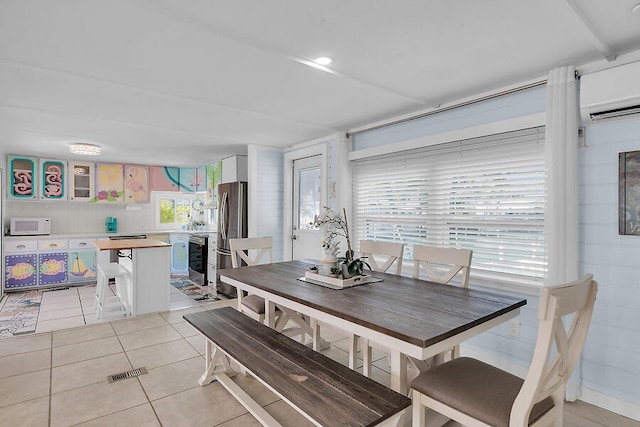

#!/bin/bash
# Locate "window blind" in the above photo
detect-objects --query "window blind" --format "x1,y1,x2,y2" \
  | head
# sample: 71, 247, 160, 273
351, 126, 546, 285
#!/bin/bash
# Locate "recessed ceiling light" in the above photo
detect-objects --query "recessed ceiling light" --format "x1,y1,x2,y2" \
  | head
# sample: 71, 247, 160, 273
69, 142, 101, 156
313, 56, 332, 66
633, 3, 640, 14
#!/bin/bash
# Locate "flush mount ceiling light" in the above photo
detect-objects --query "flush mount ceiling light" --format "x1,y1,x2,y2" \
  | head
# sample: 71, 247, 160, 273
296, 56, 336, 74
313, 56, 332, 66
69, 142, 101, 156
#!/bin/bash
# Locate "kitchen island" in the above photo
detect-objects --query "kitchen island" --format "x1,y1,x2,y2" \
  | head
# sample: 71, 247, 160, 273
93, 238, 171, 316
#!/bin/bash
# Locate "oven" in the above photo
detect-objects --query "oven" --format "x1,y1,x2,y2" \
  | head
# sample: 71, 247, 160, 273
189, 234, 208, 285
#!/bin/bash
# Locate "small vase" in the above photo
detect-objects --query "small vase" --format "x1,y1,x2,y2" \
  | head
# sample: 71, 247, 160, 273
319, 259, 336, 276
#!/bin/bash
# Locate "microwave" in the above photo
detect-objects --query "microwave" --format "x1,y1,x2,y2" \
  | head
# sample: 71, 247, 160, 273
10, 217, 51, 236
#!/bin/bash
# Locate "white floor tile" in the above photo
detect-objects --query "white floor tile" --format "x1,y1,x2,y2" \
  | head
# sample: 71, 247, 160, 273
37, 306, 84, 321
50, 377, 148, 427
39, 298, 82, 313
35, 315, 86, 334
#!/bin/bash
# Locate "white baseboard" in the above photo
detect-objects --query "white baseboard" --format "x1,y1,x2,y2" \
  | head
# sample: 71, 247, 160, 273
580, 387, 640, 422
460, 345, 640, 422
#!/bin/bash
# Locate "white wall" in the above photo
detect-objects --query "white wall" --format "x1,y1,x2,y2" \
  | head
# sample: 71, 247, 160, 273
343, 81, 640, 420
248, 145, 285, 261
4, 200, 155, 235
578, 117, 640, 418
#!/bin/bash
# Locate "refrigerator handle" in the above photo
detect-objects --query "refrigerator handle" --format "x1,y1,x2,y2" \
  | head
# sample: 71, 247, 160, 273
238, 183, 244, 238
220, 191, 228, 241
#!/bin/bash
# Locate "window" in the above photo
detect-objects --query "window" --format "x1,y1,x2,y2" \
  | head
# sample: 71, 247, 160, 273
352, 127, 546, 286
153, 192, 197, 230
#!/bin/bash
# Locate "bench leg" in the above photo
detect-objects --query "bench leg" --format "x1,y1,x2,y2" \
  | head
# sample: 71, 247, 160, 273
215, 373, 284, 427
199, 339, 235, 386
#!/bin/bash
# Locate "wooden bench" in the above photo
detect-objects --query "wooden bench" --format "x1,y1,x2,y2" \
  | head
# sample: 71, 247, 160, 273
183, 307, 411, 427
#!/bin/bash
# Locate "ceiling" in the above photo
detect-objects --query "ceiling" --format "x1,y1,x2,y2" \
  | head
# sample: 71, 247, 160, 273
1, 0, 640, 167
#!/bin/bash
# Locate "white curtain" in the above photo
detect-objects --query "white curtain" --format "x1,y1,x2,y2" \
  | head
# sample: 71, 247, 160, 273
544, 65, 581, 401
544, 66, 579, 286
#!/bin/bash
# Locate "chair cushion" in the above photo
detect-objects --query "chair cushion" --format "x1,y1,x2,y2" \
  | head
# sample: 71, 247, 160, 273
241, 295, 267, 314
411, 357, 554, 427
241, 295, 282, 315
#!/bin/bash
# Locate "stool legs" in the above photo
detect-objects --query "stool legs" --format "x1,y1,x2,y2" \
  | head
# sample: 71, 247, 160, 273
96, 263, 129, 319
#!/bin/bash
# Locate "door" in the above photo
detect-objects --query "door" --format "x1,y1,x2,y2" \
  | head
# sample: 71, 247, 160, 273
291, 156, 322, 260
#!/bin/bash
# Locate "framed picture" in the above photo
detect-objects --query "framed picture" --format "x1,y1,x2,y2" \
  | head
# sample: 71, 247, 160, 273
619, 150, 640, 235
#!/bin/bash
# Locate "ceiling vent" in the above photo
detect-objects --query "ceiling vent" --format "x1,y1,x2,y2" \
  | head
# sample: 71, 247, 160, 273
580, 61, 640, 122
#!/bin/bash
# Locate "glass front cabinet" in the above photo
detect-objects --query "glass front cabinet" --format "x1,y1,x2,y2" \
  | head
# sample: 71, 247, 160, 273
7, 155, 38, 200
40, 158, 67, 201
68, 162, 95, 201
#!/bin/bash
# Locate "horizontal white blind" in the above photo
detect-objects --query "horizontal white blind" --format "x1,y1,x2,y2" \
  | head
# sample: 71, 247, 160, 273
352, 127, 546, 284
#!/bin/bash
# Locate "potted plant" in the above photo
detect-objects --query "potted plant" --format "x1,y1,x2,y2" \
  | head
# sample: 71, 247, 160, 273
313, 207, 370, 279
337, 249, 371, 279
308, 265, 319, 274
329, 265, 341, 278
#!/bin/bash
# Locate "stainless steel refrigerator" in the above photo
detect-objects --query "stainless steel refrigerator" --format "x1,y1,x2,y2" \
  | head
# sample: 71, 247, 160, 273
216, 181, 247, 297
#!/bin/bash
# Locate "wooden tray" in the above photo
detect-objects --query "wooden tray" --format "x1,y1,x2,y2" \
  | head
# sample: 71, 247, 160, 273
304, 271, 376, 289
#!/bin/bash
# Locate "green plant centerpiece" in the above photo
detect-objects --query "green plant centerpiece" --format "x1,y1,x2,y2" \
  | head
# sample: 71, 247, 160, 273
312, 207, 370, 279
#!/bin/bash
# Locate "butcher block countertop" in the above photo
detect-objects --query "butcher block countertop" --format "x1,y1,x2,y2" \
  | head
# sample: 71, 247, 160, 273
93, 238, 171, 251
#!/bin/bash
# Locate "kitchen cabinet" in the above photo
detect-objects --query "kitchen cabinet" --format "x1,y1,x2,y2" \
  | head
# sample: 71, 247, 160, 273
16, 239, 68, 287
4, 253, 38, 289
150, 166, 180, 192
170, 232, 189, 274
38, 239, 68, 251
7, 155, 38, 200
105, 243, 170, 316
221, 155, 248, 183
37, 252, 68, 286
3, 237, 98, 291
68, 238, 98, 283
206, 161, 222, 205
4, 240, 39, 289
195, 166, 207, 192
4, 240, 38, 289
179, 168, 198, 192
40, 158, 67, 200
94, 163, 124, 203
69, 162, 95, 201
67, 250, 97, 283
124, 165, 150, 203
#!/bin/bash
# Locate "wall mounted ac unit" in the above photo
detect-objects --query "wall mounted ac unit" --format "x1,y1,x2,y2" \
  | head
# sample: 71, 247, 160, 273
580, 61, 640, 122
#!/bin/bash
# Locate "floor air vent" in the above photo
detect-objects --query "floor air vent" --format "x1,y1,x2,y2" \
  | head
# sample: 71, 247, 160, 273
107, 367, 148, 383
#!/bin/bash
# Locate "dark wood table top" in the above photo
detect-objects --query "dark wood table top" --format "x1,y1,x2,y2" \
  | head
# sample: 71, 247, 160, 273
219, 259, 527, 349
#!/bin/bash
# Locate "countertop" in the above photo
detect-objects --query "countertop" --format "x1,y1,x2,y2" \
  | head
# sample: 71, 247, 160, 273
93, 238, 171, 251
4, 230, 216, 241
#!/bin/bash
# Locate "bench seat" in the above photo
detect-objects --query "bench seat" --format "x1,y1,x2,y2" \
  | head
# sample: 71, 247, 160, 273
184, 307, 410, 427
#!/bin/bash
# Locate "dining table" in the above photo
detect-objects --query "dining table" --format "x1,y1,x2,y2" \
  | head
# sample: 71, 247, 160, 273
218, 259, 527, 395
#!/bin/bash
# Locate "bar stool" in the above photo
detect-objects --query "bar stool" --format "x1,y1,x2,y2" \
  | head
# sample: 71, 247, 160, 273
95, 262, 129, 318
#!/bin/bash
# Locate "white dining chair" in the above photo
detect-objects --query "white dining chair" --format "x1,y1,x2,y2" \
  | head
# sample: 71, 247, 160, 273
348, 240, 405, 376
229, 237, 278, 324
230, 237, 307, 340
410, 274, 598, 427
412, 245, 472, 290
412, 244, 473, 367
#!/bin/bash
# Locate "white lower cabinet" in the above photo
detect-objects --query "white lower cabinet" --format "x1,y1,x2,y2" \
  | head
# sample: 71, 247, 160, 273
3, 237, 99, 291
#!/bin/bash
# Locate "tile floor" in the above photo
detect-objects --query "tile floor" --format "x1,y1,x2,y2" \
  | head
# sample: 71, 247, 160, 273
0, 285, 637, 426
0, 278, 219, 338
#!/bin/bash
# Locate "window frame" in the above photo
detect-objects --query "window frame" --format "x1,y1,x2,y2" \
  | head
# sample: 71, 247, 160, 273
350, 125, 547, 289
152, 191, 198, 230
